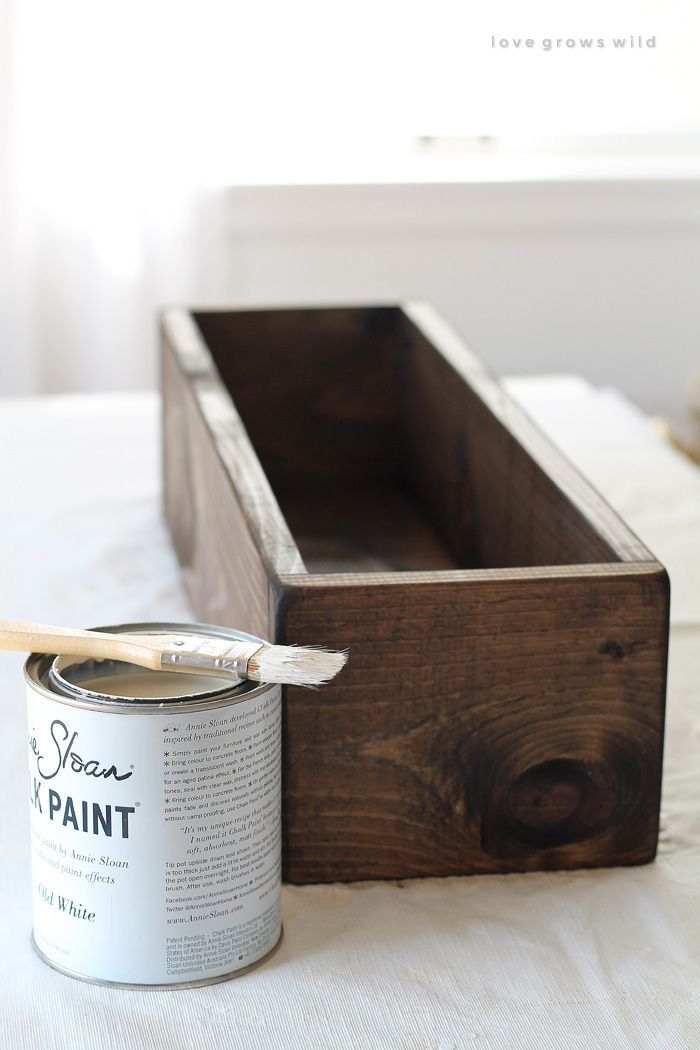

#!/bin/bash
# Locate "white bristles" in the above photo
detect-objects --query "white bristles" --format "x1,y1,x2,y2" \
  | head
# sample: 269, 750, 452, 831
248, 644, 348, 687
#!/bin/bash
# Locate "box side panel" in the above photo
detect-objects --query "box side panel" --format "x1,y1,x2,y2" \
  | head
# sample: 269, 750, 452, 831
193, 306, 403, 488
275, 566, 668, 882
401, 302, 653, 566
162, 335, 272, 638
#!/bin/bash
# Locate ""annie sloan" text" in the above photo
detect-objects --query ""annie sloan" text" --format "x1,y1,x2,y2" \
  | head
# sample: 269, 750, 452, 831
29, 719, 133, 782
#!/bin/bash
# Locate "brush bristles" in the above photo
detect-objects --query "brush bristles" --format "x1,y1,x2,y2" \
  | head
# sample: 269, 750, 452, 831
248, 644, 348, 687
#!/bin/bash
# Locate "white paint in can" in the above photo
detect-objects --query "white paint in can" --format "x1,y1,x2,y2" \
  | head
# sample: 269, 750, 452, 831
25, 623, 282, 987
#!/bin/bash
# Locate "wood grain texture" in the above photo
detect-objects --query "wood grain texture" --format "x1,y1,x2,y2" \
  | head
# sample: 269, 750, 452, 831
162, 310, 305, 583
402, 314, 619, 568
281, 484, 458, 573
194, 307, 403, 489
163, 318, 282, 638
161, 303, 669, 882
275, 564, 668, 881
402, 302, 653, 565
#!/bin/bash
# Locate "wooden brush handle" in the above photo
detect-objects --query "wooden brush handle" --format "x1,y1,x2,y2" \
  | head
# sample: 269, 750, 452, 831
0, 620, 163, 670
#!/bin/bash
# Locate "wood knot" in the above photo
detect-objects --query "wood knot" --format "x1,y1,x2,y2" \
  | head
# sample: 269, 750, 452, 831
598, 639, 643, 660
496, 758, 614, 850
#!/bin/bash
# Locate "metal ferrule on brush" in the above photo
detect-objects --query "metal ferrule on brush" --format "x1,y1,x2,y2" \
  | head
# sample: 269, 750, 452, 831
159, 639, 265, 682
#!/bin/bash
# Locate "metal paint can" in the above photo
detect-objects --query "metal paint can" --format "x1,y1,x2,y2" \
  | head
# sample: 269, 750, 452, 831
25, 622, 282, 987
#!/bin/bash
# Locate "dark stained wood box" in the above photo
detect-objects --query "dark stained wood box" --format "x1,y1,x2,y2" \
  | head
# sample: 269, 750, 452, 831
160, 302, 669, 883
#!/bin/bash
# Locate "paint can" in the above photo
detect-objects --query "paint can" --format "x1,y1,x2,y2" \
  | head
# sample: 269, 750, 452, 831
25, 622, 282, 987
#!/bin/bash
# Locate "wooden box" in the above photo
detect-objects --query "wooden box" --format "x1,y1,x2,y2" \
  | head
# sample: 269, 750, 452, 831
161, 303, 669, 883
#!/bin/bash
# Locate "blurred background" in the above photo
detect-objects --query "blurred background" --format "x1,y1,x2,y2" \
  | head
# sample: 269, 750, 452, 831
1, 0, 699, 432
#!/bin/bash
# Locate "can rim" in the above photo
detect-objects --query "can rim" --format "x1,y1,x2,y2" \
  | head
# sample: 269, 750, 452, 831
24, 621, 277, 713
31, 926, 284, 988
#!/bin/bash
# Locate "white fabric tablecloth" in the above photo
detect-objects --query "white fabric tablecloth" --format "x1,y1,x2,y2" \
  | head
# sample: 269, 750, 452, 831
1, 380, 699, 1050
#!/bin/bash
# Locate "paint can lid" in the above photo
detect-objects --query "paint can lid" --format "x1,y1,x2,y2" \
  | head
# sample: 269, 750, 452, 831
26, 622, 265, 708
50, 654, 238, 703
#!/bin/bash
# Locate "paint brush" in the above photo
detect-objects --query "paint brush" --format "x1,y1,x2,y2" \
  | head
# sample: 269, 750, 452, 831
0, 620, 347, 687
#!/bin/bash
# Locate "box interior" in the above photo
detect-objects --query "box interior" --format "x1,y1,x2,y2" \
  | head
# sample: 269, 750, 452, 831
193, 308, 620, 574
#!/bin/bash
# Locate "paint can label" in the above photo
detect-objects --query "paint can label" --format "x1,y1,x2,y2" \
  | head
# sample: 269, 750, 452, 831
27, 681, 281, 985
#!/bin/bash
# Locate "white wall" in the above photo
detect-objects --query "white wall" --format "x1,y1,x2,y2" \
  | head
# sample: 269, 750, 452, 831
208, 177, 700, 425
4, 174, 699, 426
